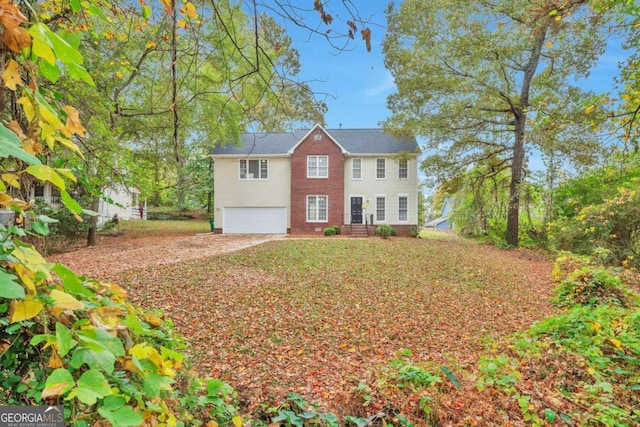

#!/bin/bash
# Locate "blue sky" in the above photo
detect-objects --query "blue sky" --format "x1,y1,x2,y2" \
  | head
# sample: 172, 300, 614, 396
281, 7, 629, 131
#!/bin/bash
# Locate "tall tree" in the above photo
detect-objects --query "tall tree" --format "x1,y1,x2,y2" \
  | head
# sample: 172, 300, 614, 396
382, 0, 607, 246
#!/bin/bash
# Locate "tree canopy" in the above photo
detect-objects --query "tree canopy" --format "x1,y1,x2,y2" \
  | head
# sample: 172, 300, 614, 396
382, 0, 609, 246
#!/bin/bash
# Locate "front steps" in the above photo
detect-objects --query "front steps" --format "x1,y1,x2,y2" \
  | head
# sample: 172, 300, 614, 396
348, 224, 370, 238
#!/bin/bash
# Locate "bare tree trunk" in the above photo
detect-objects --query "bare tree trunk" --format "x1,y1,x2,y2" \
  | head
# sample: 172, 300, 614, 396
170, 0, 186, 209
506, 119, 524, 246
505, 23, 547, 247
87, 196, 99, 247
207, 156, 214, 214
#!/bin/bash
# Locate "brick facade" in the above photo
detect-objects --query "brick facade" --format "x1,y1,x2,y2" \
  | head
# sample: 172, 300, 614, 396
290, 131, 345, 234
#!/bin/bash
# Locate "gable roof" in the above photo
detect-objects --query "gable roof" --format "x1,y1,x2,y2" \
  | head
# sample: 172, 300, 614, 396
211, 126, 419, 156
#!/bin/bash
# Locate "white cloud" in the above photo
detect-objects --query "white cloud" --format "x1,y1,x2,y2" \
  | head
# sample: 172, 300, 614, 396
364, 72, 395, 97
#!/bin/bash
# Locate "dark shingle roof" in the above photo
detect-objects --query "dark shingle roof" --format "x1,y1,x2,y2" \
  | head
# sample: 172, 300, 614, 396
211, 128, 419, 156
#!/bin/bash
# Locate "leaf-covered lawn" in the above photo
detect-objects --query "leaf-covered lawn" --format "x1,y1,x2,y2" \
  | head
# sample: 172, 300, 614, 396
112, 237, 556, 415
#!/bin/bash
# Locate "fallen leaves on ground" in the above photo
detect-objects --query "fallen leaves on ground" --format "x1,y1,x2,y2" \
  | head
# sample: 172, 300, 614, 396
50, 233, 558, 424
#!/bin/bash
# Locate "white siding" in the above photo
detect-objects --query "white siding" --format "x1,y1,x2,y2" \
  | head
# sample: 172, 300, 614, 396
344, 156, 419, 225
213, 156, 291, 232
98, 185, 140, 226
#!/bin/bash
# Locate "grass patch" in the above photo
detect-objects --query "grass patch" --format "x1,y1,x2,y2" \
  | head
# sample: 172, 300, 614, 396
102, 219, 210, 238
418, 229, 459, 240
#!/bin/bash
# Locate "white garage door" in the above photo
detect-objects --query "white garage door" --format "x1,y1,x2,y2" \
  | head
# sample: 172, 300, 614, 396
223, 207, 287, 234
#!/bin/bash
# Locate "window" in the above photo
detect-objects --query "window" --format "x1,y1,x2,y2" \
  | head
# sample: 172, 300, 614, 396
376, 158, 386, 179
34, 185, 45, 198
307, 195, 328, 222
352, 158, 362, 180
376, 196, 386, 222
239, 159, 268, 180
398, 159, 408, 179
398, 196, 408, 222
307, 155, 328, 178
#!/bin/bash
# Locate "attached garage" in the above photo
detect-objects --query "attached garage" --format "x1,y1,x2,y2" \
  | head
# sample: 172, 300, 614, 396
222, 207, 287, 234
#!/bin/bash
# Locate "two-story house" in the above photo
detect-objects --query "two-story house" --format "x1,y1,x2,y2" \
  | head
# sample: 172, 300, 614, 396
210, 125, 420, 236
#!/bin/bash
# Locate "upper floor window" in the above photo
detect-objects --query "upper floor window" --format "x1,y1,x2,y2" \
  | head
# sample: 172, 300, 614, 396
352, 158, 362, 180
376, 158, 386, 179
398, 196, 408, 222
239, 159, 268, 180
307, 155, 328, 178
398, 159, 408, 179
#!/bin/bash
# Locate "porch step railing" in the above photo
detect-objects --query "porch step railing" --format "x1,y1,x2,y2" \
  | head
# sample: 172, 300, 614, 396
343, 212, 372, 237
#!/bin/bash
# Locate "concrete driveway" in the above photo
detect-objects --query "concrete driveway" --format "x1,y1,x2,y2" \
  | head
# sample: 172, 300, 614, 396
48, 234, 285, 281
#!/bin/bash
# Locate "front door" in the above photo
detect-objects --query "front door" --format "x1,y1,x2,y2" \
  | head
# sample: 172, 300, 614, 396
350, 197, 363, 224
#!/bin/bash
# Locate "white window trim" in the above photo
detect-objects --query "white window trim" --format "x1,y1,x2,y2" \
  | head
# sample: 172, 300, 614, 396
398, 194, 409, 223
352, 158, 363, 180
376, 158, 386, 180
239, 158, 269, 180
307, 155, 329, 178
306, 195, 328, 223
375, 195, 386, 223
398, 159, 408, 180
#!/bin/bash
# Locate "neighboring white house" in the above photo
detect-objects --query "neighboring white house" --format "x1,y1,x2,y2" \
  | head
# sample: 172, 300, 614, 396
97, 184, 146, 227
210, 125, 421, 236
31, 182, 145, 227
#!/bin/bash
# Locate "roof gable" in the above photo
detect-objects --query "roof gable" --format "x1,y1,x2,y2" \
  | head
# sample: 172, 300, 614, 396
287, 124, 347, 154
211, 125, 419, 156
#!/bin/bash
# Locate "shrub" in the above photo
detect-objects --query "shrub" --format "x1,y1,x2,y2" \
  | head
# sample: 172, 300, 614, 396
375, 224, 397, 238
0, 222, 245, 425
409, 225, 420, 238
332, 224, 341, 235
549, 181, 640, 268
323, 227, 337, 236
553, 267, 639, 309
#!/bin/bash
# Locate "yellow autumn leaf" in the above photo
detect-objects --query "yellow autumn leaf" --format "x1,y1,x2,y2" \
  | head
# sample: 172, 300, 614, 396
108, 283, 127, 300
50, 289, 84, 311
585, 105, 595, 115
11, 298, 44, 322
116, 71, 124, 79
184, 2, 198, 19
56, 136, 83, 156
63, 106, 86, 136
2, 173, 20, 188
38, 104, 64, 131
3, 27, 31, 53
0, 193, 12, 206
159, 0, 172, 14
13, 264, 36, 295
0, 2, 28, 29
6, 120, 26, 140
2, 59, 23, 91
146, 40, 156, 49
609, 337, 622, 349
121, 357, 142, 374
17, 96, 35, 122
48, 350, 64, 368
56, 168, 77, 183
555, 15, 561, 21
145, 313, 163, 327
177, 19, 187, 29
545, 41, 553, 49
11, 245, 52, 279
206, 421, 219, 427
40, 121, 57, 149
232, 416, 242, 427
